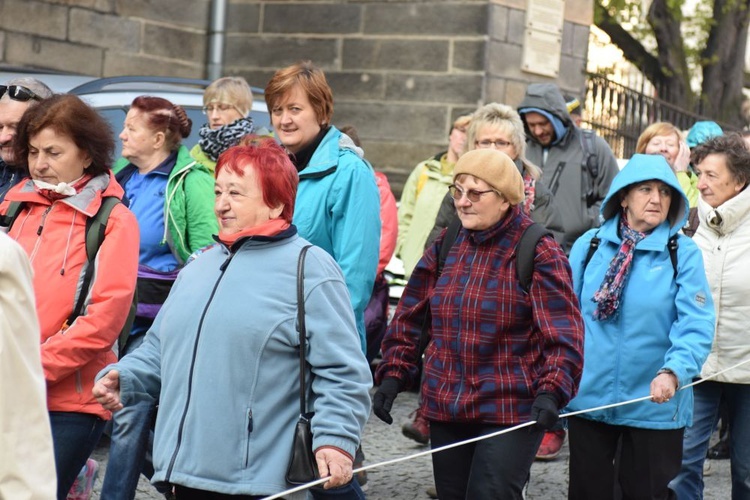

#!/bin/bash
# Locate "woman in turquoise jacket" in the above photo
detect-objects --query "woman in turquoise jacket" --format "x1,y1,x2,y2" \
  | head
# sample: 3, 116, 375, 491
264, 61, 381, 353
104, 96, 218, 500
566, 154, 715, 499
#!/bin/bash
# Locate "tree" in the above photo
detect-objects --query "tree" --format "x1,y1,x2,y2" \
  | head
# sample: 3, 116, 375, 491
595, 0, 750, 126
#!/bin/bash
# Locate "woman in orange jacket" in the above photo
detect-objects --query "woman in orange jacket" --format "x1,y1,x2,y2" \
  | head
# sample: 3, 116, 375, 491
0, 94, 139, 499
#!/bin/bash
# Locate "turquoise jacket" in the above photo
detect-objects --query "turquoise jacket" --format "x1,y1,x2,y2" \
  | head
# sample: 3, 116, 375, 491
114, 145, 217, 264
293, 127, 381, 352
102, 229, 372, 496
566, 154, 715, 429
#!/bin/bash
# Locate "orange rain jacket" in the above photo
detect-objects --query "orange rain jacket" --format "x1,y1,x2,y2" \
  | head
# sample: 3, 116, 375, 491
1, 172, 139, 419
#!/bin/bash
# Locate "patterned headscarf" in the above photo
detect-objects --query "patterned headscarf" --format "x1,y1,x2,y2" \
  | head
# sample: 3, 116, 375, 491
197, 117, 255, 162
591, 211, 647, 320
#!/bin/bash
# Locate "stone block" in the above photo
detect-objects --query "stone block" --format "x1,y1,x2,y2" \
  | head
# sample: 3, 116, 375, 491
226, 36, 339, 69
557, 54, 586, 90
489, 4, 509, 42
0, 0, 68, 40
227, 69, 277, 92
326, 71, 387, 101
572, 23, 591, 59
264, 3, 362, 34
487, 40, 524, 80
386, 73, 483, 106
227, 3, 260, 34
361, 140, 446, 193
453, 40, 486, 72
45, 0, 113, 9
565, 0, 594, 26
505, 79, 532, 107
492, 0, 526, 12
69, 8, 140, 51
507, 8, 526, 44
335, 102, 448, 143
144, 24, 207, 62
5, 33, 103, 75
343, 39, 449, 72
103, 51, 202, 79
364, 3, 487, 35
561, 21, 575, 56
485, 76, 507, 104
115, 0, 210, 29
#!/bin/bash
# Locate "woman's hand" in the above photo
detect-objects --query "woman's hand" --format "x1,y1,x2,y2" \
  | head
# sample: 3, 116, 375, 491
650, 372, 678, 404
672, 141, 691, 173
92, 370, 124, 411
315, 447, 354, 489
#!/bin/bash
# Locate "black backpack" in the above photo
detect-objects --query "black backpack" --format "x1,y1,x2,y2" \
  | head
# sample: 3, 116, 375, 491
1, 197, 137, 353
584, 232, 679, 278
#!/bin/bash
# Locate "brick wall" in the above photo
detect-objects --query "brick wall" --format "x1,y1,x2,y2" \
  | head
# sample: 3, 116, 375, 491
0, 0, 591, 194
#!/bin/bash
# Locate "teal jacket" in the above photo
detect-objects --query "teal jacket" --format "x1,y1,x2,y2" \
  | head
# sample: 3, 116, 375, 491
293, 127, 381, 352
114, 145, 218, 264
566, 154, 715, 429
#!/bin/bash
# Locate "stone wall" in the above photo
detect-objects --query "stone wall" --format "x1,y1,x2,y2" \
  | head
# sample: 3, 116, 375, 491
0, 0, 592, 193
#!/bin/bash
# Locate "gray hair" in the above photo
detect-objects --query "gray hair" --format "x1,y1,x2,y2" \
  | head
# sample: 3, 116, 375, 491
467, 102, 542, 180
3, 77, 54, 100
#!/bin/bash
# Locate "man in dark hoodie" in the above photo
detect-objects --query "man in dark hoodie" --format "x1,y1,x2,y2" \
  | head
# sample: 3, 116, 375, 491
518, 83, 619, 254
518, 82, 619, 461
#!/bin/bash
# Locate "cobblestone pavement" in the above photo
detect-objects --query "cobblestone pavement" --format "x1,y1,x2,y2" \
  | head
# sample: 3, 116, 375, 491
90, 388, 732, 499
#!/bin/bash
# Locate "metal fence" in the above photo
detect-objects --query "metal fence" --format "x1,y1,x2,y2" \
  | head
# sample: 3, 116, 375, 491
581, 74, 733, 159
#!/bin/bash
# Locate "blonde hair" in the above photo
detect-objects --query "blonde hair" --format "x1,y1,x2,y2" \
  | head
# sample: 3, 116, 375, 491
203, 76, 253, 117
467, 102, 542, 180
635, 122, 682, 154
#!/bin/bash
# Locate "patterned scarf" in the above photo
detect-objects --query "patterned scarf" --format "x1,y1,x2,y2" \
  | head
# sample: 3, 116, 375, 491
197, 117, 255, 162
522, 173, 536, 215
591, 212, 647, 321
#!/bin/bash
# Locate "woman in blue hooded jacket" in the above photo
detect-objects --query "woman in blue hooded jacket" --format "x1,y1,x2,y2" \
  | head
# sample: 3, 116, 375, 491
566, 154, 716, 499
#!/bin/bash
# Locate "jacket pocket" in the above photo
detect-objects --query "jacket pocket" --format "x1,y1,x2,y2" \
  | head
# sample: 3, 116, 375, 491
244, 407, 253, 468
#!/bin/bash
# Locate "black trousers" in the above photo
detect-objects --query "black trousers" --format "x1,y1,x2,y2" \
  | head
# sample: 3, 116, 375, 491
430, 421, 543, 500
175, 485, 264, 500
568, 416, 683, 500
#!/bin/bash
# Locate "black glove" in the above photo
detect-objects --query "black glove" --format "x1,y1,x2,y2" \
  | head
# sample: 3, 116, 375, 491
372, 377, 401, 425
530, 392, 560, 430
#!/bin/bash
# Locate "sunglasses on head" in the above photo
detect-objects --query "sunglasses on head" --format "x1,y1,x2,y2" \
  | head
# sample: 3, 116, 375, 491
0, 85, 42, 102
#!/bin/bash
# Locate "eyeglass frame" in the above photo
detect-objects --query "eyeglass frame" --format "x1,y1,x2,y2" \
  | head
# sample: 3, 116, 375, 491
201, 102, 245, 116
475, 139, 513, 149
448, 184, 500, 203
0, 85, 42, 102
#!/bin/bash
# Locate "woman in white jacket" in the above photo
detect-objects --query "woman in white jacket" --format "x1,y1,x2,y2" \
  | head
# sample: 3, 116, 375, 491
671, 132, 750, 499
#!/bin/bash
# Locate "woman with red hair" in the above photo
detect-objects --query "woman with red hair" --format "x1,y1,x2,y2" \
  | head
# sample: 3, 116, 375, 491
94, 139, 371, 499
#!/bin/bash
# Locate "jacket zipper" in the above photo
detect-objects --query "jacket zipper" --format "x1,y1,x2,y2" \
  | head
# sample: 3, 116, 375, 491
165, 250, 236, 481
244, 408, 254, 467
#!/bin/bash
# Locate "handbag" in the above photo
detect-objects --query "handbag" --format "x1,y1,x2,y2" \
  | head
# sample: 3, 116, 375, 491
286, 245, 320, 485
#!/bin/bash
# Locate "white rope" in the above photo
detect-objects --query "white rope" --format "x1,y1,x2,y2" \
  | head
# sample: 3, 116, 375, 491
263, 357, 750, 499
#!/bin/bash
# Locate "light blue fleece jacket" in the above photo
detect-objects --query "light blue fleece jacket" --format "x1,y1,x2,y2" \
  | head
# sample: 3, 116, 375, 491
566, 154, 715, 429
101, 229, 372, 496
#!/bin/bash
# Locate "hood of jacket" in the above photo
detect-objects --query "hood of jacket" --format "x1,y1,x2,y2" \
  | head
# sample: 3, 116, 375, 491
600, 154, 687, 235
518, 83, 572, 146
299, 126, 369, 179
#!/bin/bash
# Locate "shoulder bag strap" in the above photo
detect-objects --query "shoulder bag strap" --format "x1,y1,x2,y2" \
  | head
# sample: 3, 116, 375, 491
297, 245, 313, 415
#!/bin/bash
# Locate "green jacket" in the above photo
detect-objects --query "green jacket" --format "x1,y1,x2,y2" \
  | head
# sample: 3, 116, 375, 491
189, 144, 216, 173
396, 152, 454, 278
114, 145, 218, 264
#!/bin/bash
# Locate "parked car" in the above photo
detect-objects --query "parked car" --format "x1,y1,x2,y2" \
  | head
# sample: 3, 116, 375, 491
0, 71, 271, 158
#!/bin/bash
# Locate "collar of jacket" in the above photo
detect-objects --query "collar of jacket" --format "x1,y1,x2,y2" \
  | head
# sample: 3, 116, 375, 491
214, 224, 299, 253
464, 204, 525, 246
698, 184, 750, 235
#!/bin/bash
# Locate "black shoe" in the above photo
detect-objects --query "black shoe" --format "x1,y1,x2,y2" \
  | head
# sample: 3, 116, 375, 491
707, 439, 730, 460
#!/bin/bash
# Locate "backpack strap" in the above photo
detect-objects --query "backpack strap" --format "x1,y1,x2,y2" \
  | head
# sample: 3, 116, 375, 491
66, 196, 121, 329
584, 233, 601, 270
668, 234, 679, 279
416, 216, 462, 363
515, 223, 551, 294
0, 200, 25, 229
580, 129, 599, 208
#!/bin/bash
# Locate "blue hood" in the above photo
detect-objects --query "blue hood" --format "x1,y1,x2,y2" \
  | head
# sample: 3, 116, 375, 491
600, 154, 688, 233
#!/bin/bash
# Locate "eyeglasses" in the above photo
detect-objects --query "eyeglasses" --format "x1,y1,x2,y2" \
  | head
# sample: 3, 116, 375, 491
202, 103, 242, 115
0, 85, 42, 102
449, 184, 498, 203
476, 139, 512, 149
